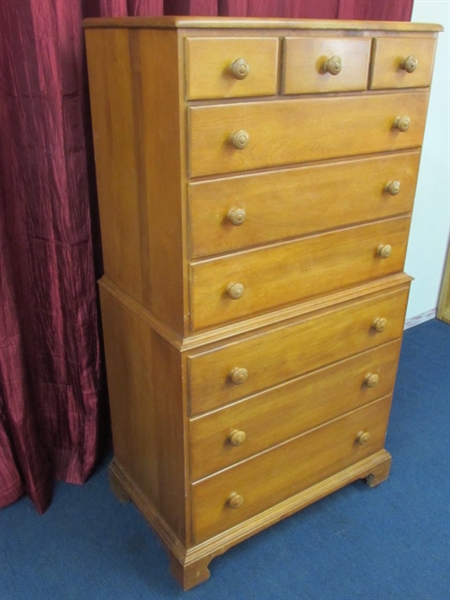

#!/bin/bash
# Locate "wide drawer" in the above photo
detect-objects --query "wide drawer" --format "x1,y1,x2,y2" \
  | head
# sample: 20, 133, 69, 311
188, 284, 409, 414
190, 340, 401, 481
188, 151, 420, 259
370, 37, 437, 90
185, 37, 279, 100
282, 36, 371, 94
190, 216, 410, 330
191, 395, 391, 542
188, 91, 428, 177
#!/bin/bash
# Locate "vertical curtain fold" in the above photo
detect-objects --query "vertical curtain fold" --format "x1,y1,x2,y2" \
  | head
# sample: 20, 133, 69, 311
337, 0, 414, 21
219, 0, 339, 18
0, 0, 413, 513
0, 0, 105, 512
0, 214, 52, 513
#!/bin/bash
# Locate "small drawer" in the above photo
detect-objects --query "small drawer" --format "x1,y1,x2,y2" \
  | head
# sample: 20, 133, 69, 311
190, 340, 401, 481
189, 217, 410, 331
282, 36, 371, 94
188, 92, 428, 177
185, 37, 279, 100
188, 151, 420, 259
370, 37, 437, 90
187, 284, 409, 414
191, 395, 391, 542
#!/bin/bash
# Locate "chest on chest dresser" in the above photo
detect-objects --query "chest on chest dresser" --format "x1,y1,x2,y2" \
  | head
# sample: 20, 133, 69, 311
84, 16, 441, 590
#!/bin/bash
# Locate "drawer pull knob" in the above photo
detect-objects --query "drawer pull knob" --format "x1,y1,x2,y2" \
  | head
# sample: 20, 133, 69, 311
394, 115, 410, 132
228, 207, 246, 226
228, 492, 244, 509
230, 58, 250, 80
229, 429, 247, 446
323, 55, 342, 75
356, 430, 371, 445
229, 367, 248, 385
386, 181, 401, 195
230, 130, 249, 149
372, 317, 388, 333
365, 373, 380, 388
401, 55, 418, 73
377, 244, 392, 259
227, 282, 244, 300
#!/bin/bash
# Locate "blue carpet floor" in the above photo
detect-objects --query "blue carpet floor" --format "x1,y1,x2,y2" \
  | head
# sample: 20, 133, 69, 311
1, 319, 449, 599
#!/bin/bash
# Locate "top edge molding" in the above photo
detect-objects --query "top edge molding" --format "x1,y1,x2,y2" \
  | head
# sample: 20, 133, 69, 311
82, 16, 443, 32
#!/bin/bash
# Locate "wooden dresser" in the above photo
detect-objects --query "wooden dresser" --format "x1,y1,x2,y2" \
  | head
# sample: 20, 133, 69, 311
84, 16, 441, 590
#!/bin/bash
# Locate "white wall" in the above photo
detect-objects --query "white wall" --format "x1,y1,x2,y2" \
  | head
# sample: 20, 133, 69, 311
406, 0, 450, 325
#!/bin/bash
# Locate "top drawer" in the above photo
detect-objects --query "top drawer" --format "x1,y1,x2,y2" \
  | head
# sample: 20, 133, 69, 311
185, 37, 279, 100
370, 37, 437, 90
283, 36, 371, 94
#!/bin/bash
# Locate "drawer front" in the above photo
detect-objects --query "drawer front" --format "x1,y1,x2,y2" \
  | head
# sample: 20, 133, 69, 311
191, 395, 391, 542
188, 91, 428, 177
190, 217, 410, 330
283, 36, 371, 94
188, 285, 409, 414
190, 340, 401, 481
185, 37, 279, 100
370, 37, 437, 90
188, 151, 420, 259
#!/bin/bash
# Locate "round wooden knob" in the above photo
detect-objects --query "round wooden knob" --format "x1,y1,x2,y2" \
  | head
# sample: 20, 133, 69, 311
364, 373, 380, 388
230, 58, 250, 80
227, 492, 244, 508
228, 208, 246, 226
356, 430, 371, 445
377, 244, 392, 259
401, 55, 418, 73
230, 130, 249, 149
394, 116, 410, 132
227, 282, 244, 299
229, 429, 247, 446
229, 367, 248, 385
323, 55, 342, 75
386, 181, 401, 195
372, 317, 388, 333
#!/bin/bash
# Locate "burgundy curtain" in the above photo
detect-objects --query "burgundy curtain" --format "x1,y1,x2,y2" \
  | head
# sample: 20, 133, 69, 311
166, 0, 414, 20
0, 0, 413, 514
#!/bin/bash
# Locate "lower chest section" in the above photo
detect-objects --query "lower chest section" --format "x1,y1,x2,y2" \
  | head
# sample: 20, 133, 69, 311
186, 282, 409, 543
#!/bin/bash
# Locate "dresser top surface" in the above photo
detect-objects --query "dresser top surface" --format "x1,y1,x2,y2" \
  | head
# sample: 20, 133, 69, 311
82, 15, 443, 33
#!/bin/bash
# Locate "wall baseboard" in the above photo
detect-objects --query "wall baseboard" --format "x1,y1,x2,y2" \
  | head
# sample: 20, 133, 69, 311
404, 308, 436, 330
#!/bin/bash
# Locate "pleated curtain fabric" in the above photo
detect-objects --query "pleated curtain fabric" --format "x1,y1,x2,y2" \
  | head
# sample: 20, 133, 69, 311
0, 0, 413, 513
165, 0, 414, 19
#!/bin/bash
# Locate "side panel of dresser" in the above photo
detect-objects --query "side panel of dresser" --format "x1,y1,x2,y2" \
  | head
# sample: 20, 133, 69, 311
99, 282, 189, 546
85, 27, 191, 544
85, 28, 186, 335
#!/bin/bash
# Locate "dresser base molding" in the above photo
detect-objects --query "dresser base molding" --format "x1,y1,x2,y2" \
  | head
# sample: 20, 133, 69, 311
109, 451, 391, 590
